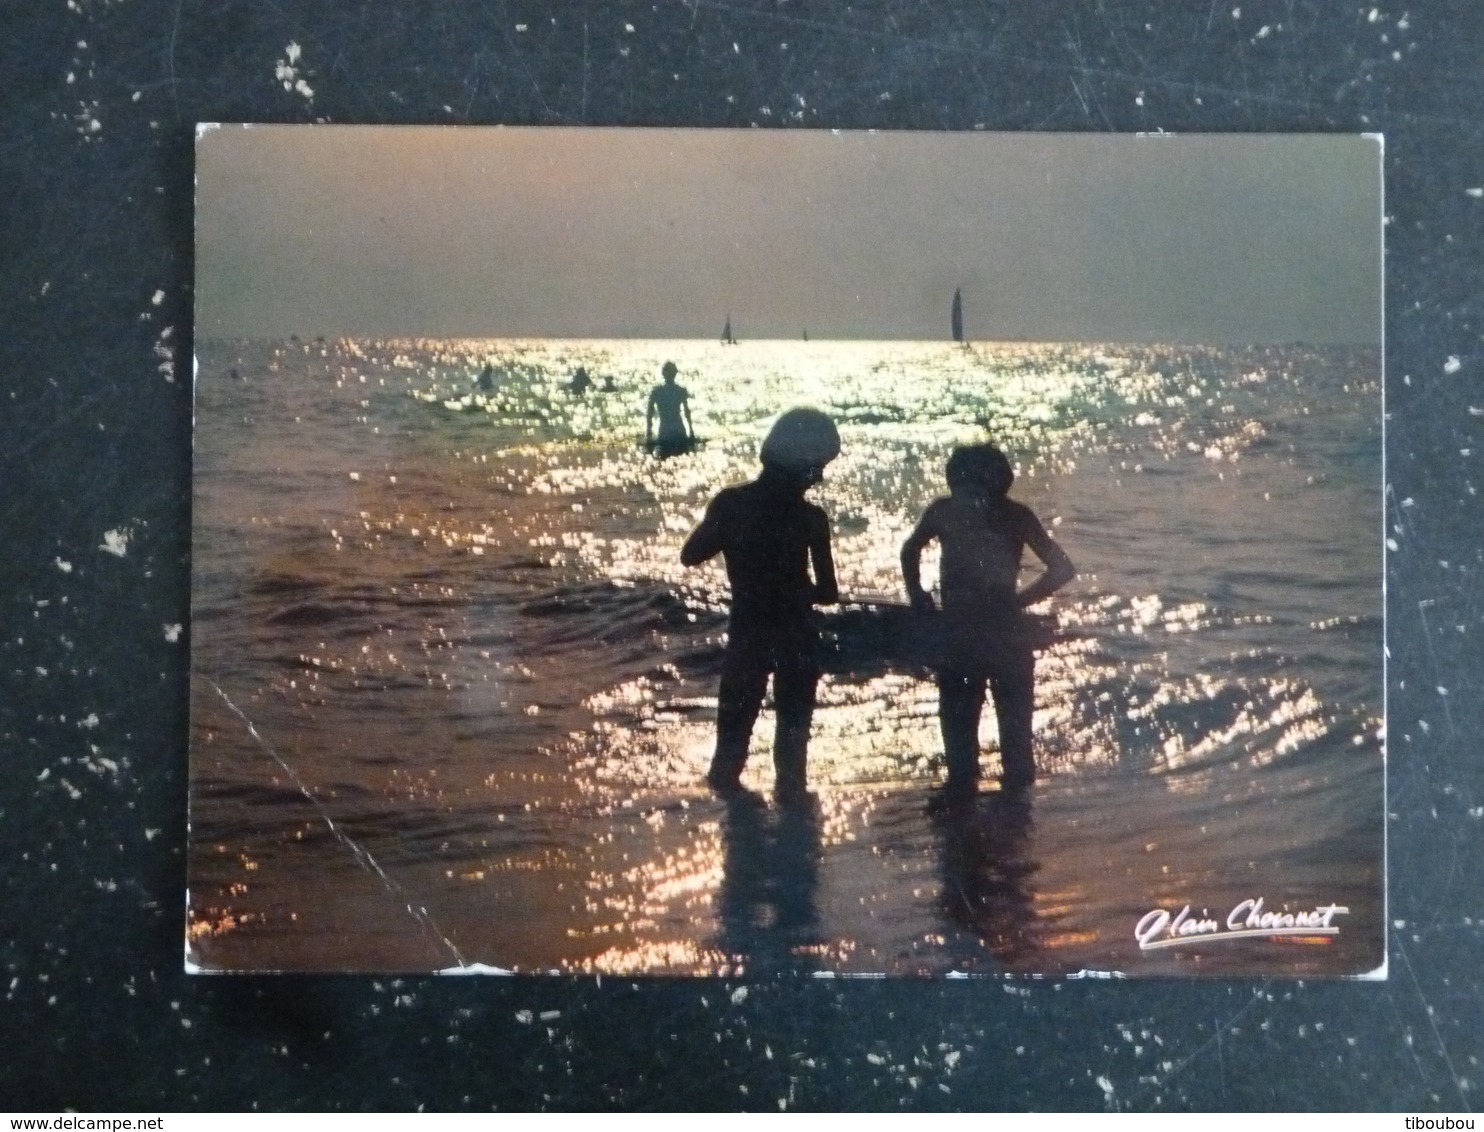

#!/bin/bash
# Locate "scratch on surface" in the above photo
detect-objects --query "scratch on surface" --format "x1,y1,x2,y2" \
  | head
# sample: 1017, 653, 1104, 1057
1126, 982, 1273, 1107
1069, 76, 1091, 119
1215, 1018, 1228, 1106
167, 0, 181, 120
1416, 600, 1456, 738
1395, 932, 1472, 1111
681, 0, 1376, 119
204, 679, 468, 969
501, 25, 555, 121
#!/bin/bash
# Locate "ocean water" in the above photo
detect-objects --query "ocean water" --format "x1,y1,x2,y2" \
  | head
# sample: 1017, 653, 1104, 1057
188, 337, 1383, 976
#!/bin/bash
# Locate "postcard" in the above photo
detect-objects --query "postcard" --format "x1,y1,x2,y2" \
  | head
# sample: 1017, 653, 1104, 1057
188, 126, 1383, 976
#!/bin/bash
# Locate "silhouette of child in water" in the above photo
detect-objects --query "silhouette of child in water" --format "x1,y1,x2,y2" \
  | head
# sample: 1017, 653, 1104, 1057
682, 408, 841, 804
901, 444, 1075, 797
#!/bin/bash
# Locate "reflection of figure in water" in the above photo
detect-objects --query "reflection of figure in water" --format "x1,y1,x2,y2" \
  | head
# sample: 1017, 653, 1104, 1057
901, 443, 1075, 797
645, 361, 695, 455
936, 792, 1040, 965
715, 797, 822, 971
682, 408, 841, 804
475, 363, 496, 393
567, 366, 593, 395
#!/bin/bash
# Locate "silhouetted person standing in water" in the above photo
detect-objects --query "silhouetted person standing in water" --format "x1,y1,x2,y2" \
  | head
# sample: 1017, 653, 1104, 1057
682, 409, 841, 804
646, 361, 695, 455
902, 444, 1075, 798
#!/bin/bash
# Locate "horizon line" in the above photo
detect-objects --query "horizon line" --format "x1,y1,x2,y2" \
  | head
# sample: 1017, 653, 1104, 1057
196, 333, 1382, 349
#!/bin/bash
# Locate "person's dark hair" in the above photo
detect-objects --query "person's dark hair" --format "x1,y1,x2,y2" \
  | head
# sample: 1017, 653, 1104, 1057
760, 407, 840, 474
946, 443, 1014, 496
662, 361, 678, 379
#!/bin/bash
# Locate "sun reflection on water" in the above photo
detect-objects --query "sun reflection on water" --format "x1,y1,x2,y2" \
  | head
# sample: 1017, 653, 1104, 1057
188, 336, 1381, 974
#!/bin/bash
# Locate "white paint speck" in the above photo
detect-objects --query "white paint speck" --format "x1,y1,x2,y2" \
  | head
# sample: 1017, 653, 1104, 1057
1467, 188, 1483, 198
731, 986, 748, 1004
151, 289, 165, 306
100, 528, 130, 557
1097, 1075, 1116, 1100
1444, 356, 1462, 374
275, 45, 313, 100
164, 623, 183, 643
515, 1009, 533, 1023
80, 713, 99, 729
155, 327, 175, 382
55, 558, 73, 573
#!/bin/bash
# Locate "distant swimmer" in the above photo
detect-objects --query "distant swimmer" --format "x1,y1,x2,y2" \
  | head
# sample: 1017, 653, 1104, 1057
567, 366, 594, 395
901, 443, 1075, 799
475, 364, 496, 392
601, 374, 618, 393
682, 408, 841, 805
646, 361, 695, 456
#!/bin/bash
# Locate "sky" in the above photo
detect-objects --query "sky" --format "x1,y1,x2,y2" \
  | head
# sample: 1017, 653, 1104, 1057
196, 126, 1381, 344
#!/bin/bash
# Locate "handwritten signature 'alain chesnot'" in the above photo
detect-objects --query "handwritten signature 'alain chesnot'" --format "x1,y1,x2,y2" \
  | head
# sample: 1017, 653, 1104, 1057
1135, 898, 1350, 951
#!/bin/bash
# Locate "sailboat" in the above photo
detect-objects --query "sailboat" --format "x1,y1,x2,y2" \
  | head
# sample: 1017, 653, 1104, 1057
722, 315, 738, 345
951, 288, 965, 344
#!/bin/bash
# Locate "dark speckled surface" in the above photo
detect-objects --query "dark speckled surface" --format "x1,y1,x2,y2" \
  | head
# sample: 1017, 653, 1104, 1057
3, 1, 1481, 1112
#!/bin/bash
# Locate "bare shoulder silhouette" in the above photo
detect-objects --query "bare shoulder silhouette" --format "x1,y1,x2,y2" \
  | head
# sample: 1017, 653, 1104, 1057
682, 408, 841, 804
901, 444, 1074, 798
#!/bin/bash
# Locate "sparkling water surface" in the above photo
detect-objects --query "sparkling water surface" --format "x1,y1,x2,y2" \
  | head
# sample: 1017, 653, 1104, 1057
188, 337, 1382, 975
